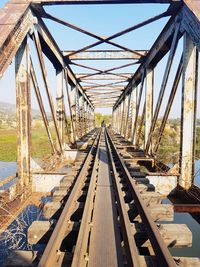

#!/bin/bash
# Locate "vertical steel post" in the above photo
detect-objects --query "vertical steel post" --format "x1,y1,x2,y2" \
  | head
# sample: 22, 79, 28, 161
118, 105, 122, 133
88, 105, 91, 131
115, 107, 118, 132
93, 108, 95, 129
56, 69, 64, 148
125, 93, 132, 139
112, 108, 116, 131
123, 95, 128, 137
76, 89, 81, 138
131, 86, 138, 145
79, 94, 84, 137
15, 37, 31, 186
64, 70, 75, 144
86, 102, 89, 133
120, 96, 125, 135
33, 29, 62, 152
70, 84, 77, 140
179, 33, 198, 190
112, 109, 114, 129
118, 103, 122, 133
145, 68, 154, 151
83, 100, 87, 134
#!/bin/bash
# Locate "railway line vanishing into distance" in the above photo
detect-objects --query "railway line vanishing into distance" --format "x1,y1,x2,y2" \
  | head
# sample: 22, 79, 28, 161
19, 127, 199, 267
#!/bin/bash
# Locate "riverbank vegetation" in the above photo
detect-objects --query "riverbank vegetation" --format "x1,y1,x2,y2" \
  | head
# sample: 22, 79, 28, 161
1, 112, 200, 164
0, 127, 55, 161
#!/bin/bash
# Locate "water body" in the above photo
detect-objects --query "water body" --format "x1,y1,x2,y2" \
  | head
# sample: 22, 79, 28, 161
0, 205, 46, 266
1, 160, 200, 184
0, 161, 17, 181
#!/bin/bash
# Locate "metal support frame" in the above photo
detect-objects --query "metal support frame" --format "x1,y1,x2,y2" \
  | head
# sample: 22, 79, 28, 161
145, 68, 154, 150
56, 69, 65, 148
179, 33, 198, 190
15, 37, 31, 186
130, 86, 137, 144
2, 0, 200, 194
70, 83, 78, 141
131, 73, 145, 145
33, 28, 63, 152
153, 55, 183, 154
145, 23, 180, 153
30, 58, 56, 153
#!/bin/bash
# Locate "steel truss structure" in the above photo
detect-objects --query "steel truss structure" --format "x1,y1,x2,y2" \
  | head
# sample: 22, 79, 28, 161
0, 0, 200, 190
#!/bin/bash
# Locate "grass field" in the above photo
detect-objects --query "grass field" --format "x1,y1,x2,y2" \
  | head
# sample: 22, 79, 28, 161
0, 128, 55, 161
1, 126, 200, 163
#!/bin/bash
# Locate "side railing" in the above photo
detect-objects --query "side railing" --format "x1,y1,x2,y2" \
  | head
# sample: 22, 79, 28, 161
0, 1, 95, 191
112, 2, 200, 191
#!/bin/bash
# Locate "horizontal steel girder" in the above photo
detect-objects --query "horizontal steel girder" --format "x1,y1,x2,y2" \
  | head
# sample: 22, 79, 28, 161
63, 50, 147, 60
31, 0, 179, 5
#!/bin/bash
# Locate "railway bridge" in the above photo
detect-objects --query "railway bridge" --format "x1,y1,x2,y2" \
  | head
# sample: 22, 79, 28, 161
0, 0, 200, 266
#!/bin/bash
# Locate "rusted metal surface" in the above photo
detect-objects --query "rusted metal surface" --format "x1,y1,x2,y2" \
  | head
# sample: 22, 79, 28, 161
63, 71, 76, 143
44, 9, 154, 57
144, 68, 153, 149
33, 29, 63, 152
145, 22, 180, 154
15, 37, 31, 186
130, 86, 137, 143
33, 16, 94, 108
0, 4, 35, 77
114, 13, 179, 109
153, 56, 183, 154
105, 131, 140, 267
183, 0, 200, 22
181, 3, 200, 51
30, 58, 56, 153
131, 72, 145, 144
76, 73, 132, 80
63, 50, 148, 60
173, 204, 200, 213
1, 3, 200, 261
179, 33, 198, 190
106, 129, 177, 267
70, 130, 100, 267
38, 130, 101, 267
56, 69, 65, 148
32, 0, 177, 4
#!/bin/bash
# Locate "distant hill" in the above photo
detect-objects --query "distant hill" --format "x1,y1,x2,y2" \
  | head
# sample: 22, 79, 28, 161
0, 101, 52, 128
0, 101, 44, 118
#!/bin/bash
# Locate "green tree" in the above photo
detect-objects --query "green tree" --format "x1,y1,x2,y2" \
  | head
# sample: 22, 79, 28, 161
95, 113, 112, 127
95, 113, 103, 127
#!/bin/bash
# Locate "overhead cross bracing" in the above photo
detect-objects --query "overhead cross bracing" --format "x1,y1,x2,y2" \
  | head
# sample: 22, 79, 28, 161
29, 0, 179, 109
0, 0, 199, 180
0, 0, 184, 111
1, 0, 200, 266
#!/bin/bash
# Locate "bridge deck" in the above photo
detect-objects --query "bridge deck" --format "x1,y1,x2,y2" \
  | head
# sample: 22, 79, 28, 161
88, 131, 123, 267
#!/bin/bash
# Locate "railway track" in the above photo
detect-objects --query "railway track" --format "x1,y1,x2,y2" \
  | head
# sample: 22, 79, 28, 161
6, 128, 199, 267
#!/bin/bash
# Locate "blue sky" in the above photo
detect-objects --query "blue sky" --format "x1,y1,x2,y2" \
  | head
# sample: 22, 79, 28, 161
0, 1, 194, 118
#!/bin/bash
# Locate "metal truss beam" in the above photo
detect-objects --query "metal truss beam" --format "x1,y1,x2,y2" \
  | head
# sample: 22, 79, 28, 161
32, 0, 178, 5
76, 73, 132, 80
34, 16, 94, 108
0, 2, 35, 77
63, 50, 148, 60
114, 12, 180, 109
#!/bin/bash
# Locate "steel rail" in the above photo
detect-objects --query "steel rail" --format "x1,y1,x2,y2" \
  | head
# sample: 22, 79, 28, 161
105, 131, 140, 267
71, 130, 102, 267
38, 129, 101, 267
105, 128, 177, 267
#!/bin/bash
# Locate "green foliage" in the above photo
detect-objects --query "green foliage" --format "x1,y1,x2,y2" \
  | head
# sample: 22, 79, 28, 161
31, 128, 55, 159
95, 113, 112, 127
0, 128, 55, 161
0, 130, 17, 161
